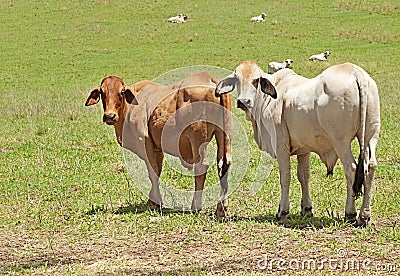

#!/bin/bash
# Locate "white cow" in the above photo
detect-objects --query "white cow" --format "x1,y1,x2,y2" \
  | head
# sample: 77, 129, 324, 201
309, 51, 331, 61
215, 60, 380, 226
268, 59, 293, 74
251, 13, 266, 22
167, 14, 188, 23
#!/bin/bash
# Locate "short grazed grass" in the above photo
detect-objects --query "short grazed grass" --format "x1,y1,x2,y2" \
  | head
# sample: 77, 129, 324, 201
0, 0, 399, 275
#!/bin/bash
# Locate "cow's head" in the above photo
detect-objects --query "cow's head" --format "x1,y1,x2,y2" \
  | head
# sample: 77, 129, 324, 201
285, 59, 293, 68
85, 76, 139, 125
86, 77, 150, 145
215, 60, 277, 112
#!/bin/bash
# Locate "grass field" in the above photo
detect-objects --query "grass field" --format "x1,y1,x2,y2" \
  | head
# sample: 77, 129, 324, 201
1, 0, 399, 274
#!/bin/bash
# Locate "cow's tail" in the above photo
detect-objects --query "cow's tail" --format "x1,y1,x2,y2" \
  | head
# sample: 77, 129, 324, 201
220, 93, 233, 155
353, 65, 368, 199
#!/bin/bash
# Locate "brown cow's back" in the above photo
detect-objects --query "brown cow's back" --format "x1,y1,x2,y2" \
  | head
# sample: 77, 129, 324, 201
123, 72, 231, 166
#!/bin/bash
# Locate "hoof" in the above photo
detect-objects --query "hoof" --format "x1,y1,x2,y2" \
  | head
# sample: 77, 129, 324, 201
215, 202, 228, 218
147, 199, 162, 212
369, 160, 378, 169
276, 210, 289, 220
191, 203, 202, 214
356, 216, 370, 228
191, 208, 202, 214
301, 206, 314, 217
345, 212, 357, 224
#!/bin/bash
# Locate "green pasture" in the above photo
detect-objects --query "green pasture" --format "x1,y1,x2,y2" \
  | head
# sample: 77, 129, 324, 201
0, 0, 399, 274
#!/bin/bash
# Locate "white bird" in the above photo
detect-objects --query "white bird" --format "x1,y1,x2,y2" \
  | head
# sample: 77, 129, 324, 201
251, 13, 266, 22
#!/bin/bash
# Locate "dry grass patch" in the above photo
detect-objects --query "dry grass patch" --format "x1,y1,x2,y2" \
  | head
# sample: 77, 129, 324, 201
1, 217, 399, 275
335, 29, 400, 44
335, 1, 400, 16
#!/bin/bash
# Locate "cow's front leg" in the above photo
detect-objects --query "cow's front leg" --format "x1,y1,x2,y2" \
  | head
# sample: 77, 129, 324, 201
297, 153, 313, 216
146, 151, 164, 211
276, 153, 291, 219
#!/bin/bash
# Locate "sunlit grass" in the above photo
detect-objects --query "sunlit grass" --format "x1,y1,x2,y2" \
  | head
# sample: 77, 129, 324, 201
0, 0, 399, 274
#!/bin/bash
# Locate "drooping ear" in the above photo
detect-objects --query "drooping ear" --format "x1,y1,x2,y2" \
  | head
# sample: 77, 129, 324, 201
85, 86, 101, 106
123, 80, 150, 105
215, 76, 236, 97
260, 77, 277, 99
123, 87, 138, 105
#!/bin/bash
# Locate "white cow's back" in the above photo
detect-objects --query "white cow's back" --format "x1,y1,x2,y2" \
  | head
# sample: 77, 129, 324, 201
273, 64, 375, 156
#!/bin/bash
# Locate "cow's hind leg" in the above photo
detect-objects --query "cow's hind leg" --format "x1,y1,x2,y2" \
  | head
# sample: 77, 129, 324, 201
191, 141, 209, 213
333, 141, 357, 223
358, 136, 378, 226
297, 153, 313, 216
215, 131, 232, 217
146, 151, 164, 211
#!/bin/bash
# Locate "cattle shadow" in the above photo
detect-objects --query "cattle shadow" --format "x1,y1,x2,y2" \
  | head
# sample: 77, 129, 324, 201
85, 201, 218, 216
85, 201, 149, 216
113, 202, 194, 216
111, 206, 344, 230
228, 212, 342, 230
113, 201, 149, 215
85, 202, 344, 229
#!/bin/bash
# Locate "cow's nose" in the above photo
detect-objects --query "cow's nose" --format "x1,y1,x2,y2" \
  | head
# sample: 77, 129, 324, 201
237, 99, 251, 109
103, 113, 117, 124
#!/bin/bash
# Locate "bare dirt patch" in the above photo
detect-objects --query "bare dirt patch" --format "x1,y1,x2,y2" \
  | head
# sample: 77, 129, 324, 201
1, 217, 399, 275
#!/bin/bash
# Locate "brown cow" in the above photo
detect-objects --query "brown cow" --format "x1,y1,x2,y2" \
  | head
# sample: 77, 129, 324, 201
85, 73, 232, 216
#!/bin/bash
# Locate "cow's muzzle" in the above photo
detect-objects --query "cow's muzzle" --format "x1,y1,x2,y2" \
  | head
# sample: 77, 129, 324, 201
103, 113, 118, 125
237, 99, 252, 110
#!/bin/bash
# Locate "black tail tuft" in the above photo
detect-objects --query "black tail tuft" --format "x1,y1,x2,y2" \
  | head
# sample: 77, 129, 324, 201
353, 153, 365, 199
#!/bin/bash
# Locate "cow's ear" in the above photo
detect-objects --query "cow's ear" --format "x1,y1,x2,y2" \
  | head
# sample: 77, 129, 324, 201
123, 80, 150, 105
260, 77, 277, 99
215, 77, 236, 97
123, 88, 139, 105
85, 87, 101, 106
